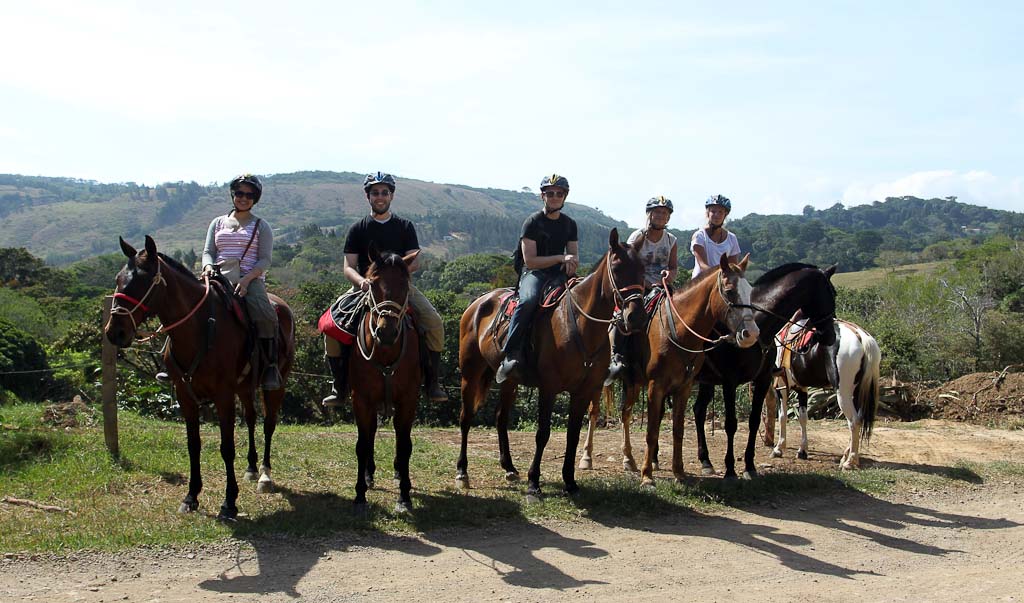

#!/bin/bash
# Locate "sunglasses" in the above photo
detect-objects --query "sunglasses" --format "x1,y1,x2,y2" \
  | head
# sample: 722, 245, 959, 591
368, 189, 392, 197
232, 191, 257, 200
542, 190, 566, 199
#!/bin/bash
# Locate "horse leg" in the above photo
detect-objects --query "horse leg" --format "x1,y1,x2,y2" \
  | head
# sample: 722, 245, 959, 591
579, 398, 598, 470
240, 387, 259, 483
562, 392, 590, 494
796, 389, 809, 460
762, 380, 777, 448
621, 382, 639, 473
692, 382, 715, 475
722, 385, 739, 480
259, 387, 283, 493
215, 394, 240, 521
365, 414, 378, 490
526, 392, 555, 498
497, 381, 519, 481
742, 372, 771, 480
393, 400, 415, 513
670, 383, 694, 483
836, 377, 858, 469
178, 396, 202, 514
772, 383, 789, 458
640, 381, 667, 488
353, 398, 375, 517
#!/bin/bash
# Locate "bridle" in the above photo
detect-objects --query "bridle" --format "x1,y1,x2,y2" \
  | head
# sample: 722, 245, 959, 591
567, 253, 645, 332
108, 257, 211, 338
357, 275, 411, 361
660, 269, 755, 353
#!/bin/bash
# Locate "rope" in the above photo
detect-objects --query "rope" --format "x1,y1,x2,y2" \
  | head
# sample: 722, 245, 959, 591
0, 361, 97, 375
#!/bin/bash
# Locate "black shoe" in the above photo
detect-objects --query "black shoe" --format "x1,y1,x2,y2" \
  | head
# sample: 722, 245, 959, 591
260, 337, 283, 391
604, 353, 627, 386
322, 350, 350, 408
425, 350, 448, 402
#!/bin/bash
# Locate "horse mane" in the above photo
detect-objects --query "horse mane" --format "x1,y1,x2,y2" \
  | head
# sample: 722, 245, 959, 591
156, 253, 200, 280
754, 263, 819, 286
366, 251, 410, 278
674, 265, 720, 295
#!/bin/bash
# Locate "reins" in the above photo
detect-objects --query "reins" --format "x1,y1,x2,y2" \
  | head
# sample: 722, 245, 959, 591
658, 271, 745, 353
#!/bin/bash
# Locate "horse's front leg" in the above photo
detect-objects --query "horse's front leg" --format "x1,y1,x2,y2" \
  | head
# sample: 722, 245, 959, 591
392, 399, 415, 513
693, 382, 715, 475
259, 387, 284, 493
353, 400, 376, 517
670, 381, 695, 483
178, 398, 203, 514
640, 381, 668, 488
240, 387, 259, 482
621, 382, 640, 472
796, 389, 809, 460
526, 392, 555, 498
215, 394, 240, 521
497, 381, 519, 481
562, 391, 591, 494
722, 385, 739, 480
742, 373, 771, 479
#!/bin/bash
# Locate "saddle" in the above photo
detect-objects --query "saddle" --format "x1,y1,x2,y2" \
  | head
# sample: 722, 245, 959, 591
775, 319, 815, 379
318, 288, 417, 346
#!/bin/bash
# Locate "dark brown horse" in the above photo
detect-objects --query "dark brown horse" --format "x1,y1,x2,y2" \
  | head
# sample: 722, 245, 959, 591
349, 246, 422, 515
105, 236, 294, 520
617, 255, 760, 487
457, 229, 646, 496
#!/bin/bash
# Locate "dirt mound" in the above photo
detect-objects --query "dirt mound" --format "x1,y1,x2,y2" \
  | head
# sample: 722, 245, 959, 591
40, 396, 96, 429
925, 368, 1024, 425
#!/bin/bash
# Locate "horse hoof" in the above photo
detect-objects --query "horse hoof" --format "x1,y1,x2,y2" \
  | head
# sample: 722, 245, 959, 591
353, 503, 369, 519
365, 478, 375, 490
394, 501, 412, 514
525, 491, 542, 504
651, 462, 660, 472
701, 466, 716, 477
742, 470, 757, 481
674, 473, 686, 484
455, 475, 470, 490
640, 478, 656, 490
797, 450, 808, 460
723, 473, 739, 483
217, 505, 238, 522
256, 478, 274, 494
623, 461, 639, 473
578, 458, 592, 470
178, 501, 198, 514
243, 471, 258, 482
564, 483, 580, 496
771, 449, 783, 458
505, 471, 520, 483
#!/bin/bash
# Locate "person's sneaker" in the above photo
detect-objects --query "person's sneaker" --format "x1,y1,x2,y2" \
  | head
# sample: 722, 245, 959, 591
155, 371, 171, 383
604, 354, 626, 386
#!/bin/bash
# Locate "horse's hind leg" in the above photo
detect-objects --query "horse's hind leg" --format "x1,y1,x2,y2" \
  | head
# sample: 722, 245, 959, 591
455, 364, 493, 489
527, 392, 556, 497
621, 382, 639, 472
214, 393, 240, 520
240, 387, 259, 483
742, 373, 771, 479
561, 391, 591, 494
258, 387, 284, 493
693, 383, 715, 475
579, 397, 598, 470
497, 381, 519, 481
772, 384, 789, 458
796, 389, 809, 460
721, 384, 740, 480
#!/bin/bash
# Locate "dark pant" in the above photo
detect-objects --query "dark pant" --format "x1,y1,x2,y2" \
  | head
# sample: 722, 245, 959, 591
503, 268, 564, 357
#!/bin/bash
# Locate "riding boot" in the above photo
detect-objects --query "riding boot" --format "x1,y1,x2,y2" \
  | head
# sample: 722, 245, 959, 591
259, 337, 283, 391
604, 329, 628, 386
495, 347, 523, 384
322, 346, 351, 408
424, 350, 448, 402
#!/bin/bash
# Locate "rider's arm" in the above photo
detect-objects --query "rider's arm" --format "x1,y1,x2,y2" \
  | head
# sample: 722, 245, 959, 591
201, 218, 219, 275
727, 232, 740, 265
691, 230, 715, 273
344, 253, 369, 291
522, 238, 566, 270
666, 241, 679, 282
564, 240, 579, 276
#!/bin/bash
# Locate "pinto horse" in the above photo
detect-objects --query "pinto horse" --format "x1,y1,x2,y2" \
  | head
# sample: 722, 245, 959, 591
457, 228, 646, 496
691, 263, 839, 479
768, 318, 880, 469
105, 236, 294, 520
349, 246, 422, 515
614, 255, 760, 487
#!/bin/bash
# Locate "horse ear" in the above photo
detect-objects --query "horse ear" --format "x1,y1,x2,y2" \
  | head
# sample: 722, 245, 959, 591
368, 241, 382, 265
119, 237, 137, 259
144, 235, 158, 260
823, 264, 837, 278
608, 228, 620, 250
719, 253, 730, 273
402, 249, 420, 268
738, 253, 751, 273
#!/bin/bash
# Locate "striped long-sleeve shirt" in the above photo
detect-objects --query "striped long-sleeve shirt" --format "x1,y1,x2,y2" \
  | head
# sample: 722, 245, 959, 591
202, 214, 273, 280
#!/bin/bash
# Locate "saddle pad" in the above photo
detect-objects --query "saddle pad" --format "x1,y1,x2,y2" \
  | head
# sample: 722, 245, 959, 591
500, 283, 567, 317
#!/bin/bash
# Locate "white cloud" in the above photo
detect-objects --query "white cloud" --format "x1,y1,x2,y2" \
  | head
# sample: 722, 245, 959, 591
842, 170, 1023, 212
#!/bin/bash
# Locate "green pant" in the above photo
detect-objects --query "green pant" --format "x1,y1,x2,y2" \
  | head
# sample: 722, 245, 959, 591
243, 278, 278, 338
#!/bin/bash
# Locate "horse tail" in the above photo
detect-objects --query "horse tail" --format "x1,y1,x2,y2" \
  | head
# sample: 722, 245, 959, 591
856, 331, 881, 442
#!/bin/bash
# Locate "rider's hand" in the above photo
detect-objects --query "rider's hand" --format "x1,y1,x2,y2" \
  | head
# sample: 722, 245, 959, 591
360, 278, 371, 292
235, 281, 248, 297
201, 265, 214, 277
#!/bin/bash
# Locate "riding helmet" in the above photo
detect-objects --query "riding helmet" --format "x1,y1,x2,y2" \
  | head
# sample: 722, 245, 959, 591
705, 194, 731, 212
646, 195, 673, 213
229, 174, 263, 202
540, 173, 570, 191
363, 171, 397, 193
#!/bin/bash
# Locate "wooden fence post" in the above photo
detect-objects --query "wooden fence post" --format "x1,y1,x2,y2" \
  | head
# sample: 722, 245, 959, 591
101, 296, 119, 458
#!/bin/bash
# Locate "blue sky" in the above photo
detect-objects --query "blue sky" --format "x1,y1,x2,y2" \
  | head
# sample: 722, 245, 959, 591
1, 1, 1021, 230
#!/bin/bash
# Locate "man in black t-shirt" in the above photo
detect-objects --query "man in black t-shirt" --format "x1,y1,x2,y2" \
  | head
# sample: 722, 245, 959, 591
495, 173, 579, 383
321, 172, 448, 404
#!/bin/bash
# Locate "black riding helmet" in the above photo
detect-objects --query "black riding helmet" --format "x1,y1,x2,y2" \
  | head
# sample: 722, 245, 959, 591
705, 194, 731, 212
646, 195, 673, 213
540, 173, 569, 191
363, 171, 397, 193
230, 174, 263, 203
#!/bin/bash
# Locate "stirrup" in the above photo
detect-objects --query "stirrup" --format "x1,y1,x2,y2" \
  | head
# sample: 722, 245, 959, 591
495, 357, 519, 384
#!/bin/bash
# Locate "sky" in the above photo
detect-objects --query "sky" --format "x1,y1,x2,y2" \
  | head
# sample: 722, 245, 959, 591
1, 1, 1022, 230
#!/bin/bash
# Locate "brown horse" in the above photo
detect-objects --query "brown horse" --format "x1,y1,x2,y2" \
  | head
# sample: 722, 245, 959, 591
349, 246, 422, 515
105, 236, 294, 520
619, 255, 760, 487
457, 228, 646, 496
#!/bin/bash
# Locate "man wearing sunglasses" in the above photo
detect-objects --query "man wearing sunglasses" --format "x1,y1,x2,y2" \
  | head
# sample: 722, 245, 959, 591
321, 172, 449, 406
496, 173, 579, 383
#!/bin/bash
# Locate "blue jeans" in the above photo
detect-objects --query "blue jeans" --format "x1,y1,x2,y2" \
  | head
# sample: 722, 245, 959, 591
503, 268, 563, 358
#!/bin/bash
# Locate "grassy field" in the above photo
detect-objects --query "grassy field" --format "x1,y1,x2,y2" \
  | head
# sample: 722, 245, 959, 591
830, 261, 949, 289
0, 403, 1016, 554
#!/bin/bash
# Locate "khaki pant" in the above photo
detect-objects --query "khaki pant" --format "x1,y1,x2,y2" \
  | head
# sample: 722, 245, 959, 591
324, 284, 444, 357
244, 278, 278, 338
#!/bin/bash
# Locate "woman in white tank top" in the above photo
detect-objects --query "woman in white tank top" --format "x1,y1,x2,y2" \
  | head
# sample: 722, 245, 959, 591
690, 194, 740, 279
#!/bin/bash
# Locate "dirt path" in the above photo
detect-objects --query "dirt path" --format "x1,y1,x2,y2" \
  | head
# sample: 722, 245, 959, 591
3, 419, 1023, 602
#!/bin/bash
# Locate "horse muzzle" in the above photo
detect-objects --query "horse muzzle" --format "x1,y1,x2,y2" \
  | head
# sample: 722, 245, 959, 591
104, 324, 135, 349
733, 324, 760, 349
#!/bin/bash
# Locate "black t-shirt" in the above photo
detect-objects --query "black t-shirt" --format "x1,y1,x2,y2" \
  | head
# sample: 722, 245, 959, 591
521, 211, 578, 258
344, 214, 420, 276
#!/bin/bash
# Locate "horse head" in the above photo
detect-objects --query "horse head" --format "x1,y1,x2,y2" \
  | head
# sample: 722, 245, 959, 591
106, 235, 163, 348
606, 228, 647, 334
807, 264, 838, 347
366, 243, 415, 346
718, 253, 760, 348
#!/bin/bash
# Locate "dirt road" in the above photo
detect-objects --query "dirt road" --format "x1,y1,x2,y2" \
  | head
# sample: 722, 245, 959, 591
3, 420, 1023, 602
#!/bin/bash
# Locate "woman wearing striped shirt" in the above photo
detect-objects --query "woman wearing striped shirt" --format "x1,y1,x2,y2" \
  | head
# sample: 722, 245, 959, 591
200, 174, 281, 390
